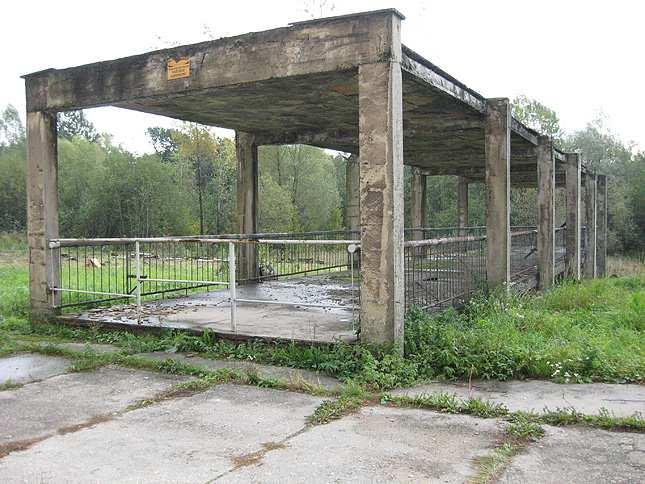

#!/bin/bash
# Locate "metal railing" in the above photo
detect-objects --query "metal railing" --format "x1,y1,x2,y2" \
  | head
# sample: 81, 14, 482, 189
48, 235, 361, 333
403, 230, 487, 311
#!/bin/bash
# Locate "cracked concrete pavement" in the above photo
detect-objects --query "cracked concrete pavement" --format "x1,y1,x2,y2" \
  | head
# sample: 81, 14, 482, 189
1, 353, 643, 483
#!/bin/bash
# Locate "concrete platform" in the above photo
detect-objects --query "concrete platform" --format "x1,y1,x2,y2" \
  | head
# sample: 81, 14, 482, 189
138, 351, 342, 391
392, 379, 645, 417
0, 385, 323, 483
0, 353, 70, 385
219, 406, 503, 483
67, 276, 358, 344
0, 366, 186, 446
500, 425, 645, 483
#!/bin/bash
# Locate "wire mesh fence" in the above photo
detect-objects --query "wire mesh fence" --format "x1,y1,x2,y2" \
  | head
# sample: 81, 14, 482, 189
510, 228, 538, 280
403, 231, 487, 312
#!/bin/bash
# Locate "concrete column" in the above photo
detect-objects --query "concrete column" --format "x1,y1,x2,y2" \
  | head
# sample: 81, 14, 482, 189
484, 98, 511, 288
457, 176, 469, 231
235, 131, 259, 280
596, 174, 608, 277
345, 154, 360, 233
583, 173, 597, 278
358, 13, 404, 348
536, 136, 555, 290
565, 153, 582, 279
27, 111, 60, 316
410, 168, 426, 239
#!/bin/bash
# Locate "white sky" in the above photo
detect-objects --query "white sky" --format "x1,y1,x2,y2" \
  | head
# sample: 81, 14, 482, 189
2, 0, 643, 154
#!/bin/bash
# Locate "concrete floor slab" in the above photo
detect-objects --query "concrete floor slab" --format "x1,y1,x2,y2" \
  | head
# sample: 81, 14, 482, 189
220, 406, 503, 483
0, 366, 186, 446
69, 276, 358, 343
138, 351, 342, 391
500, 425, 645, 483
393, 379, 645, 417
0, 384, 323, 483
0, 353, 70, 385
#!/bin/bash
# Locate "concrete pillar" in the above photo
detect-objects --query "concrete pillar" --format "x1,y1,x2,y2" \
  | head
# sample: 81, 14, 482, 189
484, 98, 511, 288
583, 173, 597, 278
565, 153, 582, 279
410, 168, 426, 239
536, 136, 555, 290
457, 176, 469, 231
596, 174, 608, 277
358, 13, 404, 348
27, 111, 60, 316
235, 131, 259, 280
345, 154, 360, 233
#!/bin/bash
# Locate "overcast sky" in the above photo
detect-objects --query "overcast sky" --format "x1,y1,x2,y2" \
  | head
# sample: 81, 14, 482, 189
3, 0, 643, 153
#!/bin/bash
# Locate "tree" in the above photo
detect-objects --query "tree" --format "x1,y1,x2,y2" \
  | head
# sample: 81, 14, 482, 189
0, 105, 25, 147
512, 95, 563, 143
58, 110, 99, 142
146, 127, 180, 162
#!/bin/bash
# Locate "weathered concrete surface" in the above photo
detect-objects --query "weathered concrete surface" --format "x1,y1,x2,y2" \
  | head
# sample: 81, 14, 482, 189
0, 366, 186, 446
236, 131, 259, 279
0, 354, 70, 385
584, 173, 597, 278
137, 351, 341, 391
484, 98, 511, 287
345, 154, 360, 232
220, 406, 503, 483
393, 379, 645, 417
358, 21, 405, 347
537, 135, 555, 290
26, 110, 60, 314
565, 152, 582, 279
500, 425, 645, 483
72, 276, 358, 343
410, 167, 427, 235
0, 385, 322, 483
596, 174, 608, 277
457, 176, 469, 229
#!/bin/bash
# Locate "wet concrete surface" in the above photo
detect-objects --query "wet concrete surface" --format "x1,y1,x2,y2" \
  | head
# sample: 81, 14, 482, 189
0, 354, 70, 385
500, 425, 645, 483
138, 351, 342, 391
72, 276, 358, 343
0, 366, 187, 446
393, 379, 645, 417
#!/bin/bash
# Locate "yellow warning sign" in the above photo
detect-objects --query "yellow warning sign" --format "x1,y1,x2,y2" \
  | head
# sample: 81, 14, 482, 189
167, 58, 190, 80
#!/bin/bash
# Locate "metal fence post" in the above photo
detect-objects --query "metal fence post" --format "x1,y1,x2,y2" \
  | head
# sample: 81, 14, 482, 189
135, 240, 142, 319
229, 241, 237, 333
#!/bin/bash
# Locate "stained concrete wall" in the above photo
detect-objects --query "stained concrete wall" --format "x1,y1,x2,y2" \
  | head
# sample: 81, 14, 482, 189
537, 136, 555, 290
358, 13, 405, 349
484, 99, 511, 287
457, 176, 468, 230
235, 131, 259, 279
596, 175, 608, 277
583, 174, 597, 278
565, 153, 581, 279
410, 168, 426, 237
26, 111, 60, 315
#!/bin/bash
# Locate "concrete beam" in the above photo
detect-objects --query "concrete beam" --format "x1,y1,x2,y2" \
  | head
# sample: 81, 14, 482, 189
358, 13, 404, 349
484, 98, 511, 288
583, 173, 597, 278
457, 176, 469, 230
596, 174, 608, 277
536, 136, 555, 290
565, 153, 582, 279
24, 11, 398, 113
410, 168, 426, 237
235, 131, 259, 280
27, 111, 60, 315
345, 154, 360, 232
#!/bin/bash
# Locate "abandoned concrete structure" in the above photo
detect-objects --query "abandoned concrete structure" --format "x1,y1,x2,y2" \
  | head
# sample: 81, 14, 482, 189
24, 9, 606, 348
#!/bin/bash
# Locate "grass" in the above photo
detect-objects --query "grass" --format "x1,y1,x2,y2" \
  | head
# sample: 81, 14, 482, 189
383, 392, 644, 433
1, 238, 644, 389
